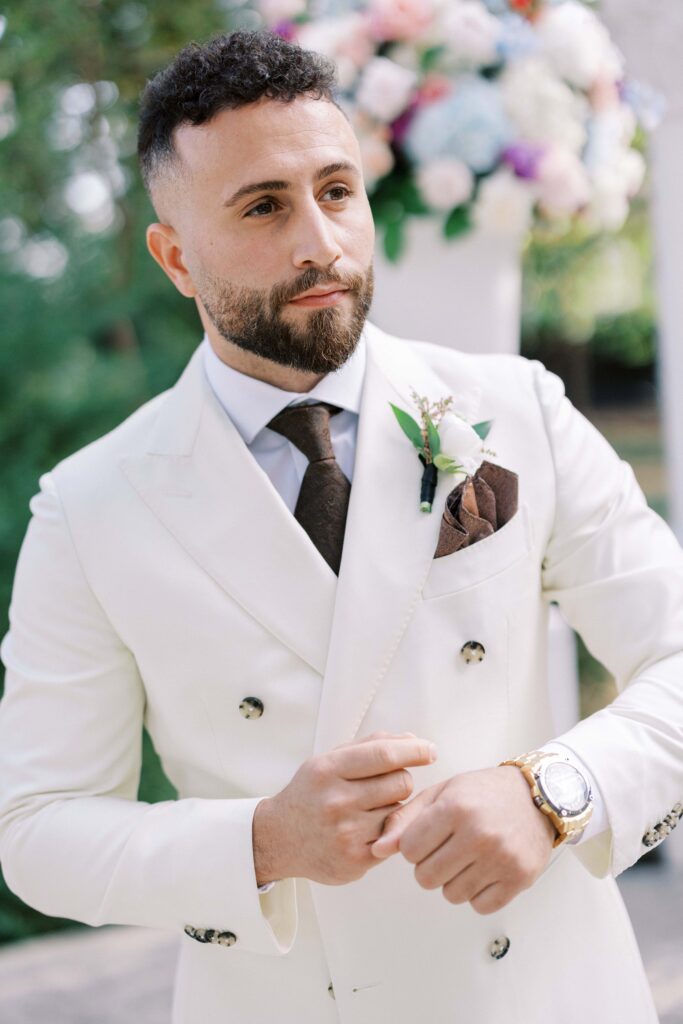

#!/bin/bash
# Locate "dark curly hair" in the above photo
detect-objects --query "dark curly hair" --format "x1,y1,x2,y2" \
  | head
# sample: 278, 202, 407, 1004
137, 29, 343, 195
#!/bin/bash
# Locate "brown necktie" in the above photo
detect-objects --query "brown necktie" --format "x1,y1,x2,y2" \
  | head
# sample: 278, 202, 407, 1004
266, 402, 351, 575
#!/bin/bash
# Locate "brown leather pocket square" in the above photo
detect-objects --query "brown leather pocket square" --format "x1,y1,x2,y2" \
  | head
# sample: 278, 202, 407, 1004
434, 460, 519, 559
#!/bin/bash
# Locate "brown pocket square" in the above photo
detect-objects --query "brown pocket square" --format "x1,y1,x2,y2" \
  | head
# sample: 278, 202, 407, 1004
434, 460, 519, 559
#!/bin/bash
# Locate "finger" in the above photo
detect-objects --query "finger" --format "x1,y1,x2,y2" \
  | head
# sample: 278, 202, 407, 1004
369, 787, 437, 859
332, 737, 437, 781
396, 798, 455, 865
354, 768, 414, 811
413, 836, 474, 892
468, 880, 511, 916
438, 859, 486, 903
336, 731, 417, 750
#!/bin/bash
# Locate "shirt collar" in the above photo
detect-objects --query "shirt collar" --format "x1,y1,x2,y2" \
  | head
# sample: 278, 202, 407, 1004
202, 328, 367, 446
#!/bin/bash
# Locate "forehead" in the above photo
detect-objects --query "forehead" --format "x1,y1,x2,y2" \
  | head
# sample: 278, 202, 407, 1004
174, 96, 359, 188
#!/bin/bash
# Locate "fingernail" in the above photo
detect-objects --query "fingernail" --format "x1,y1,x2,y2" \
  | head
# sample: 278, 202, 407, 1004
429, 743, 438, 761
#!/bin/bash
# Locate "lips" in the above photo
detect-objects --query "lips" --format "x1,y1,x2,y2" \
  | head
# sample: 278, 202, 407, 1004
291, 286, 348, 301
288, 287, 350, 309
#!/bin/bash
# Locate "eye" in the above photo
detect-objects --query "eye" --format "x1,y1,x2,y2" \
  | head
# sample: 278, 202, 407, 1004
245, 198, 280, 218
323, 185, 353, 201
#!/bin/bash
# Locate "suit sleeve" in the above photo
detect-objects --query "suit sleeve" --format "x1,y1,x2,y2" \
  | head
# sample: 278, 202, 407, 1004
0, 472, 297, 954
531, 361, 683, 879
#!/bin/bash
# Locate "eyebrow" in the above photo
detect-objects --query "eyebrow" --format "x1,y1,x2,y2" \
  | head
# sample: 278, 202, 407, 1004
222, 161, 361, 209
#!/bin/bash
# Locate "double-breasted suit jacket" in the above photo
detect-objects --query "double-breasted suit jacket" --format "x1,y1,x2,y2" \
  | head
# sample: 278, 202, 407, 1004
1, 319, 682, 1023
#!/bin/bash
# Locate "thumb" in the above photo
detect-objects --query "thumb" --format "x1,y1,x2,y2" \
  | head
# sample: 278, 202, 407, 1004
370, 787, 435, 860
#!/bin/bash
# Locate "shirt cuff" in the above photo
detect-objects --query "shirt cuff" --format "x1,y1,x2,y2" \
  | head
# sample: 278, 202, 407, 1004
538, 742, 610, 844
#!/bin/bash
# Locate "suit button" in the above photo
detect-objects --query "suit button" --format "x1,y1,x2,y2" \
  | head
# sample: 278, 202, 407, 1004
461, 641, 485, 664
489, 936, 510, 960
328, 982, 335, 999
240, 697, 264, 719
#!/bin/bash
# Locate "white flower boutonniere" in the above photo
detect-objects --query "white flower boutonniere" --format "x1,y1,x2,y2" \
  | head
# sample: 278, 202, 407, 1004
390, 389, 494, 513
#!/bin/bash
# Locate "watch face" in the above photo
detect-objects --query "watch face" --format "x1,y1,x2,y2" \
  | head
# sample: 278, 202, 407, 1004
539, 761, 590, 815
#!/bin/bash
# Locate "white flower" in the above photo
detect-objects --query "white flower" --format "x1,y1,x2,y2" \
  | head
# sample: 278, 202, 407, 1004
356, 56, 419, 122
416, 157, 474, 210
472, 168, 536, 236
536, 0, 624, 91
536, 145, 591, 218
437, 1, 503, 69
500, 57, 588, 155
584, 154, 644, 233
296, 15, 375, 91
438, 412, 485, 476
583, 171, 630, 233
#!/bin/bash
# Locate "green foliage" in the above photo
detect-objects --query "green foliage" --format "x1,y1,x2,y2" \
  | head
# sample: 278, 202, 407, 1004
472, 420, 493, 441
521, 198, 657, 362
389, 402, 424, 451
425, 414, 440, 457
443, 204, 471, 240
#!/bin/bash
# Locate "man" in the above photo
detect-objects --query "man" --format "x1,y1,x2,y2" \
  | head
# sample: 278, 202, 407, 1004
0, 28, 681, 1024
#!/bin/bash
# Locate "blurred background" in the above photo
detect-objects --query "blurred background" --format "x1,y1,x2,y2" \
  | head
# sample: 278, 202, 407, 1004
0, 0, 681, 1020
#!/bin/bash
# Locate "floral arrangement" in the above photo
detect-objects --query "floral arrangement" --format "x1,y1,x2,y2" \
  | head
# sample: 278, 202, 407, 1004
254, 0, 663, 260
390, 388, 492, 511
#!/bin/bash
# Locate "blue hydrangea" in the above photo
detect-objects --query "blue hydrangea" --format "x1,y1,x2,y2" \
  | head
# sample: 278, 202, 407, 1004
497, 13, 540, 61
403, 76, 515, 175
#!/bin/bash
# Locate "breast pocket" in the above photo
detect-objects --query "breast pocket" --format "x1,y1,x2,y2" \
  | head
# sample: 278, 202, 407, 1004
422, 502, 534, 600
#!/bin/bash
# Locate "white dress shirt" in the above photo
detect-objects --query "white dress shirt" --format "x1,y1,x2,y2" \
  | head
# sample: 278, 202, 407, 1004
202, 332, 609, 875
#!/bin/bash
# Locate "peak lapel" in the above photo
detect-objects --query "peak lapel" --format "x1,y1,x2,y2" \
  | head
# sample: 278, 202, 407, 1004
121, 347, 337, 676
313, 324, 458, 753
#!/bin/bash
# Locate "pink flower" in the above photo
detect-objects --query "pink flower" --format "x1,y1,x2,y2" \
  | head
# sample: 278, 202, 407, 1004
367, 0, 436, 43
415, 73, 453, 108
259, 0, 306, 28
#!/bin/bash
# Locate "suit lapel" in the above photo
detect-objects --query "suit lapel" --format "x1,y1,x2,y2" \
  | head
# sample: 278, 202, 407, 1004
121, 346, 337, 676
313, 323, 464, 753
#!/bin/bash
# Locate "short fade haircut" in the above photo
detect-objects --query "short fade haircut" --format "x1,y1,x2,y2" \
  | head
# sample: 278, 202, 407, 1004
137, 29, 343, 196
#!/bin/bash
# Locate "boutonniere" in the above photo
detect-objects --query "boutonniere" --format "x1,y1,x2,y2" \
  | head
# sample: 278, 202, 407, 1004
390, 389, 494, 513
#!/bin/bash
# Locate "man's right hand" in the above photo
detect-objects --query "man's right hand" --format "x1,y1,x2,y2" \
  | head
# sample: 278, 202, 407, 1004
253, 731, 438, 886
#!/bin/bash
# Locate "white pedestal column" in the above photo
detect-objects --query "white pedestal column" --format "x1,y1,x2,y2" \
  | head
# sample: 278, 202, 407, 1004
371, 216, 581, 736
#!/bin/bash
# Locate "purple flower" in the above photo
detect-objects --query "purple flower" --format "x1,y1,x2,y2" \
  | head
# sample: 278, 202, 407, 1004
502, 142, 546, 180
273, 20, 298, 40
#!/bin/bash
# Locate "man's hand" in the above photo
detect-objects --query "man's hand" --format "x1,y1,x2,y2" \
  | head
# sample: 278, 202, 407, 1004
369, 766, 557, 915
253, 731, 437, 887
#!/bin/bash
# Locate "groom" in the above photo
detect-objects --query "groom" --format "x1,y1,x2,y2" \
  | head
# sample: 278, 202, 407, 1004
1, 28, 682, 1024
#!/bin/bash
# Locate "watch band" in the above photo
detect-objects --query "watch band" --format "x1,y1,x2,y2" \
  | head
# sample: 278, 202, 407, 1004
500, 750, 594, 848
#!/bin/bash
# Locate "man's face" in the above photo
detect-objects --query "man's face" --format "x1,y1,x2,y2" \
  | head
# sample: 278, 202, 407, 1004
159, 95, 375, 375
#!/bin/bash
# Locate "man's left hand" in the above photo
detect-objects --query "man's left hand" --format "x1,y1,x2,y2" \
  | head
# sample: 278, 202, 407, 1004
369, 766, 557, 915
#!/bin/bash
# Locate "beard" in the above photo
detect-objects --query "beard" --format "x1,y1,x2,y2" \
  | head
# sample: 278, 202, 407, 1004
196, 261, 374, 375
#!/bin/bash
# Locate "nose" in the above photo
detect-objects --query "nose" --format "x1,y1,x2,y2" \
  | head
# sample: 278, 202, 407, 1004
290, 197, 344, 270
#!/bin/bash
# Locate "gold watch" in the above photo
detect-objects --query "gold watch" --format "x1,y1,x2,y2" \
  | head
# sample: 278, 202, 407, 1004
499, 750, 594, 848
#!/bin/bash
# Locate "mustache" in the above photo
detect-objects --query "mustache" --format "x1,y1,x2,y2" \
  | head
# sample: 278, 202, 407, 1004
274, 267, 365, 307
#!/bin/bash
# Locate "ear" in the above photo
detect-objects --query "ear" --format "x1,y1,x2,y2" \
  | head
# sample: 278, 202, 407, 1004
146, 222, 197, 298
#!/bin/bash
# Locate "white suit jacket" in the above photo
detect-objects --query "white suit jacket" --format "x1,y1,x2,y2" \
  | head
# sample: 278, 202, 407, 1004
1, 319, 682, 1023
